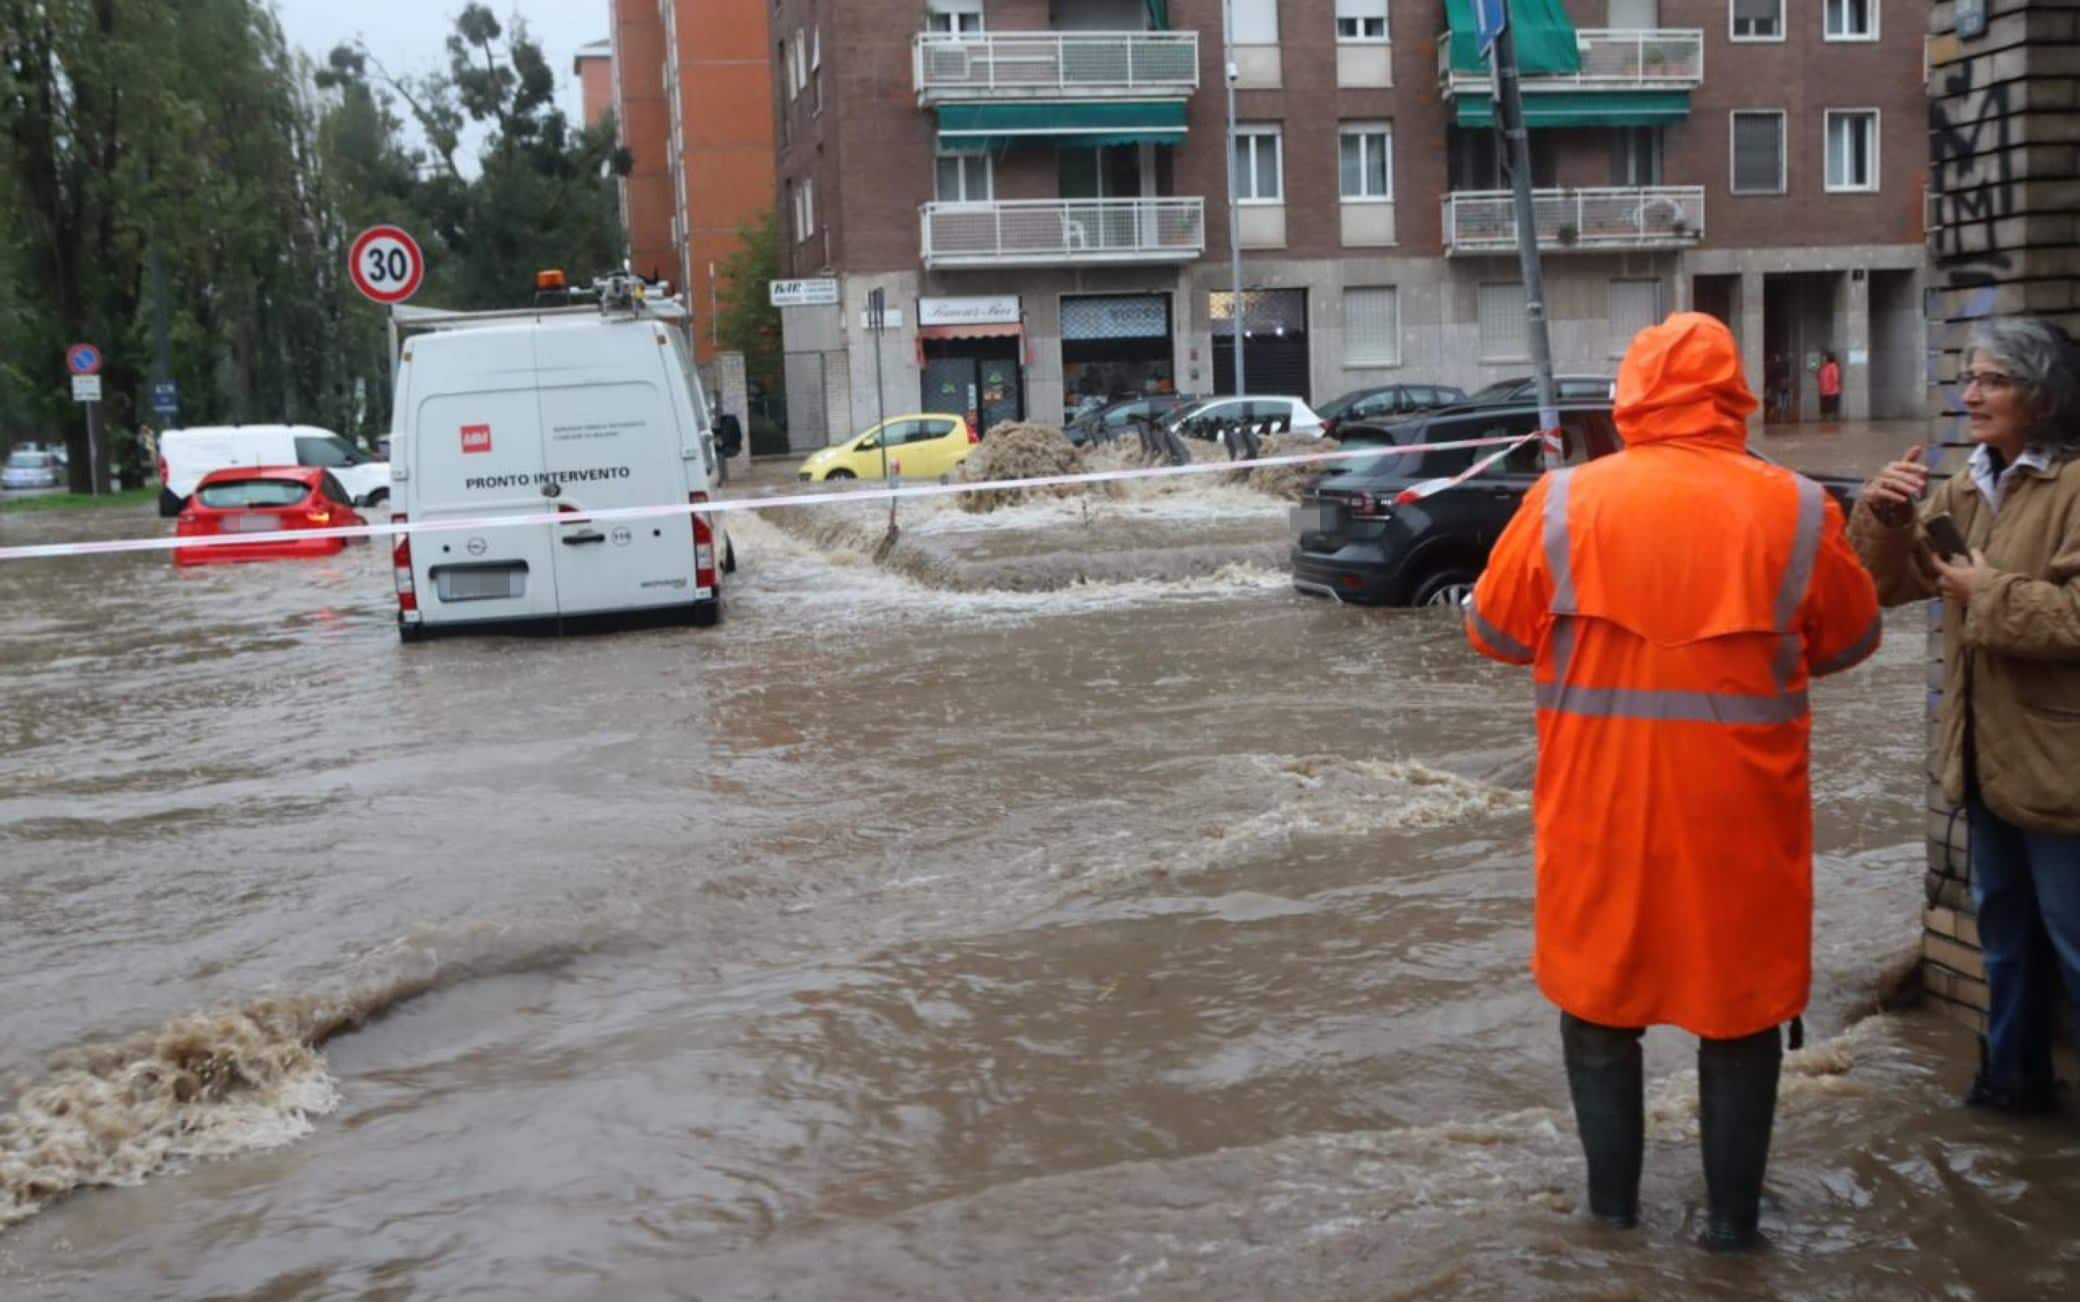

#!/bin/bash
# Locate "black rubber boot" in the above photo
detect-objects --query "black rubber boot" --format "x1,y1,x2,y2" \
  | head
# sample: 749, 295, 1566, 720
1697, 1025, 1783, 1252
1561, 1013, 1644, 1229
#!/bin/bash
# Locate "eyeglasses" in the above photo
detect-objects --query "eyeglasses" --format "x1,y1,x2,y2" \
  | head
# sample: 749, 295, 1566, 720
1958, 370, 2019, 392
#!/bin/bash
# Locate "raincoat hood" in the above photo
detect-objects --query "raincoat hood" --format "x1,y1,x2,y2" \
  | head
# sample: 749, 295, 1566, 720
1613, 312, 1756, 450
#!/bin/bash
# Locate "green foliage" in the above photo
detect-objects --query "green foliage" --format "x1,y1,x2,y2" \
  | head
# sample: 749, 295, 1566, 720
715, 209, 783, 395
0, 0, 630, 485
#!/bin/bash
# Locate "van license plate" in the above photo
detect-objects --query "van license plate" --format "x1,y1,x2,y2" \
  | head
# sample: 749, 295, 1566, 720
1290, 505, 1335, 533
434, 563, 526, 602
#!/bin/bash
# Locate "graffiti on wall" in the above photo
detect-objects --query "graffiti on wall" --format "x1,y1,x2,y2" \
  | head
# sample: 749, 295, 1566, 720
1928, 58, 2015, 287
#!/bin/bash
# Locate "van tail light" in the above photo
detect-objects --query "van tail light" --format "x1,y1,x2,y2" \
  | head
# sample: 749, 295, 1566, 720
688, 492, 716, 590
391, 513, 417, 613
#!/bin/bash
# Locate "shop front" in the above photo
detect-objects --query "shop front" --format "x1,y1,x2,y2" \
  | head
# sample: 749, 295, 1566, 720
918, 295, 1026, 434
1060, 293, 1177, 422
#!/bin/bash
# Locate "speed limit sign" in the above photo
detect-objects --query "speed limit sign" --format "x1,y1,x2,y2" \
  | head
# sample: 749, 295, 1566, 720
349, 225, 425, 305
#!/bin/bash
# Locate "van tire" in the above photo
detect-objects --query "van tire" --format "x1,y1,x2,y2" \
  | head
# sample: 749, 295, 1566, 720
364, 489, 388, 510
158, 487, 184, 518
689, 598, 721, 628
398, 622, 427, 644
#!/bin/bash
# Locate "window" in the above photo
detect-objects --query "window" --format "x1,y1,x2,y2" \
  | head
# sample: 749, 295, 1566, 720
1825, 110, 1879, 192
198, 478, 313, 509
1608, 279, 1664, 357
1234, 127, 1283, 202
1825, 0, 1877, 40
1609, 126, 1662, 186
926, 0, 983, 34
811, 27, 823, 112
1344, 287, 1400, 367
796, 176, 816, 241
1233, 0, 1279, 44
1339, 124, 1392, 201
1478, 283, 1528, 361
295, 435, 361, 469
1731, 0, 1782, 39
783, 180, 796, 243
1730, 111, 1785, 193
1336, 1, 1387, 41
935, 150, 993, 203
792, 30, 808, 95
781, 41, 794, 101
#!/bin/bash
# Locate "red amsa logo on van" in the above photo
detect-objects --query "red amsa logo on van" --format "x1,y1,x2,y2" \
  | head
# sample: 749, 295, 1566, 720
461, 424, 493, 455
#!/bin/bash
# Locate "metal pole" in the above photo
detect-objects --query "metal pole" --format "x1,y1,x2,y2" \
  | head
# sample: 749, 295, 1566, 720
86, 400, 103, 496
1491, 23, 1561, 469
1220, 0, 1246, 395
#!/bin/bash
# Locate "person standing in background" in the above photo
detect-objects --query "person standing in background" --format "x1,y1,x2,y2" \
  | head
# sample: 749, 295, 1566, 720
1818, 352, 1843, 424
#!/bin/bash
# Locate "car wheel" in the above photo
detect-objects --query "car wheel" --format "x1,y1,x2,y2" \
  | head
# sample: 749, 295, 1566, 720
1411, 568, 1479, 609
689, 598, 721, 628
825, 469, 854, 480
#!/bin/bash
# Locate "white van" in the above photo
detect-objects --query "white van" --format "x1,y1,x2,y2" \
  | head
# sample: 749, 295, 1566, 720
388, 282, 733, 641
158, 425, 390, 516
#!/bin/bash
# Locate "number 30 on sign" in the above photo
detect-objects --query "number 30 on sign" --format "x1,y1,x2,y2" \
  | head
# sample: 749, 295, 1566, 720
349, 225, 425, 305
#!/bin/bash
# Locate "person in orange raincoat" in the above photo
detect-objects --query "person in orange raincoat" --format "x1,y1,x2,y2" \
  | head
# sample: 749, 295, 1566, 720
1465, 314, 1881, 1250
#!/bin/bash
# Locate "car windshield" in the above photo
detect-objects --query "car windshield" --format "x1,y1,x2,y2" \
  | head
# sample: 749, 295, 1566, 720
1316, 390, 1377, 422
197, 478, 311, 509
6, 450, 53, 468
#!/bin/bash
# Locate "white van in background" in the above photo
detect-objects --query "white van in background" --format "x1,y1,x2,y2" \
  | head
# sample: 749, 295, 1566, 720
387, 277, 735, 641
159, 425, 389, 516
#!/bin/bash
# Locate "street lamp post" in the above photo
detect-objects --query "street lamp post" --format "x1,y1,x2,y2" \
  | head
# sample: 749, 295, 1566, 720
1220, 0, 1246, 396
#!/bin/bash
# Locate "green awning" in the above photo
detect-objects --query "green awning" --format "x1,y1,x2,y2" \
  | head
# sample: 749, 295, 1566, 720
1454, 90, 1691, 128
1145, 0, 1167, 29
936, 101, 1188, 152
1443, 0, 1582, 75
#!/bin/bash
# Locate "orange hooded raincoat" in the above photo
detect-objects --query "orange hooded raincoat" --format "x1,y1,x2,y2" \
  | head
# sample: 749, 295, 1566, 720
1465, 314, 1882, 1039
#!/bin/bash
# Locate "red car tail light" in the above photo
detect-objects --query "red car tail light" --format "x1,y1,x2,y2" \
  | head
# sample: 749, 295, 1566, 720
966, 425, 979, 445
1348, 493, 1391, 518
688, 492, 716, 590
391, 513, 417, 613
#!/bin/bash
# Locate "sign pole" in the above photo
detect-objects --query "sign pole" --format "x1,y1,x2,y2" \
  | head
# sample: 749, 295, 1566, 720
1489, 16, 1563, 469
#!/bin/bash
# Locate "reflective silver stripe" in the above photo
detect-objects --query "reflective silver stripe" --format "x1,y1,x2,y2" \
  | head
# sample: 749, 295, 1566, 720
1468, 605, 1532, 660
1550, 613, 1580, 685
1771, 476, 1827, 689
1534, 682, 1811, 726
1543, 469, 1578, 613
1812, 613, 1882, 677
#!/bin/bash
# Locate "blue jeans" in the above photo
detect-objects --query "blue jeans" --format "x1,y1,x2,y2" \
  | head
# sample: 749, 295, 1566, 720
1969, 798, 2080, 1092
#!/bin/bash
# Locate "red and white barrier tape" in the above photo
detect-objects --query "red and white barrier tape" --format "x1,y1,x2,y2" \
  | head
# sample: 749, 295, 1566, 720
1392, 430, 1547, 506
0, 433, 1539, 564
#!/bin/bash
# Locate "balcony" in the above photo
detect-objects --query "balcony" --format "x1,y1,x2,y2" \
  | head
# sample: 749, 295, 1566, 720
1443, 187, 1705, 256
914, 31, 1199, 105
1438, 29, 1704, 96
921, 198, 1205, 269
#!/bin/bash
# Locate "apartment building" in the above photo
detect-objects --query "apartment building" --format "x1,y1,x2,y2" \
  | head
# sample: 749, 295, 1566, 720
770, 1, 1925, 445
603, 0, 776, 365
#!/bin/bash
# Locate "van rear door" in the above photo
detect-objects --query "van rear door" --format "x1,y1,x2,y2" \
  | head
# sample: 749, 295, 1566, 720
535, 321, 700, 616
406, 329, 562, 622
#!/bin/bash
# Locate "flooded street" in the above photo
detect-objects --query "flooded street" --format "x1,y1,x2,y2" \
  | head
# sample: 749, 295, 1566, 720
4, 425, 2078, 1300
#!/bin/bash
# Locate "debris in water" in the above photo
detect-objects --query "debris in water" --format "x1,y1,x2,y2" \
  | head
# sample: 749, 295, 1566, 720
1247, 434, 1343, 500
953, 424, 1090, 513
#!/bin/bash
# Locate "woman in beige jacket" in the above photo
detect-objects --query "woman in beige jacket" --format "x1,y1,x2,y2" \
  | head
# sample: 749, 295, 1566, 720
1851, 317, 2080, 1115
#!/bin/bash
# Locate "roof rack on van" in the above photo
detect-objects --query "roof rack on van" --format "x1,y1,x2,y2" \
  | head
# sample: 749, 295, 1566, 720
391, 274, 687, 336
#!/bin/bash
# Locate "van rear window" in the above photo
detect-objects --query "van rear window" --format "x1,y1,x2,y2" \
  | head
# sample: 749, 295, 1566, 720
197, 479, 311, 509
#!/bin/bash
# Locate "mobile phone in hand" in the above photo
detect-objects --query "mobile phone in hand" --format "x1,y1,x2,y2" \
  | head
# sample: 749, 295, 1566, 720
1924, 513, 1970, 561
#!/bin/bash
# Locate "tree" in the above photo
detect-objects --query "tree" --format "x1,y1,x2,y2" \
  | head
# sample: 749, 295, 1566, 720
714, 209, 782, 399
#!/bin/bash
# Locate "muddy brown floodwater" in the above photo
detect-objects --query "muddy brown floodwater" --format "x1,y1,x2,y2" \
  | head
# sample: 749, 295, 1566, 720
2, 424, 2077, 1300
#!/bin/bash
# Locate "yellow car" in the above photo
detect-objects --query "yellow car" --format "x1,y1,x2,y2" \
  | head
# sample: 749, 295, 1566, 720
797, 413, 978, 482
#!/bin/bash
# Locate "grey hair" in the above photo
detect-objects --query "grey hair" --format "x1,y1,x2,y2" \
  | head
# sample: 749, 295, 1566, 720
1966, 317, 2080, 462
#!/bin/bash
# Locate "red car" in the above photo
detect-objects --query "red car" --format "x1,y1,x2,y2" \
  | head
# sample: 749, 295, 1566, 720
174, 466, 367, 566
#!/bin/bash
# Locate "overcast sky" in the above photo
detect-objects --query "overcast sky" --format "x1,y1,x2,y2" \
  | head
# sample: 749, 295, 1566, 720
274, 0, 606, 151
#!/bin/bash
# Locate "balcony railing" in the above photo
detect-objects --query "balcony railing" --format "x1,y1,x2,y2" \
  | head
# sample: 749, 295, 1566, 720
1443, 187, 1705, 255
921, 198, 1205, 269
915, 31, 1200, 103
1438, 29, 1704, 93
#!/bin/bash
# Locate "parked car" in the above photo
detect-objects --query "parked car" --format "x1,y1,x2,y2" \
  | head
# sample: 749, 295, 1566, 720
158, 424, 390, 517
173, 467, 367, 566
1170, 395, 1327, 440
797, 413, 977, 482
2, 447, 62, 491
1461, 375, 1615, 406
1064, 394, 1199, 447
1317, 384, 1469, 439
1289, 401, 1861, 607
